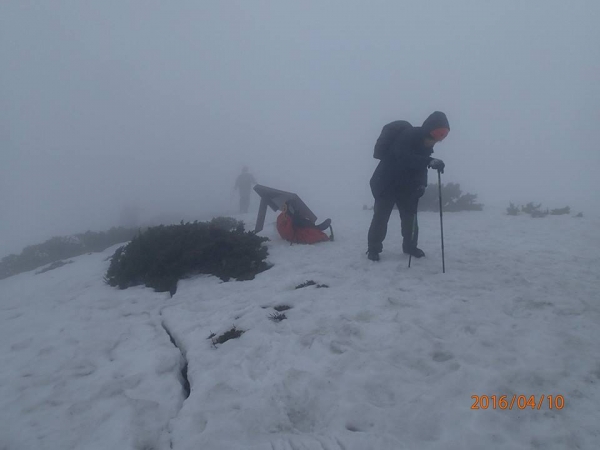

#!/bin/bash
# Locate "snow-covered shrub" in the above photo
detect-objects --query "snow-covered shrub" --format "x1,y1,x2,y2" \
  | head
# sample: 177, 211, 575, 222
531, 209, 549, 218
506, 202, 520, 216
418, 183, 483, 212
208, 216, 244, 232
511, 203, 570, 218
521, 202, 542, 214
104, 218, 270, 294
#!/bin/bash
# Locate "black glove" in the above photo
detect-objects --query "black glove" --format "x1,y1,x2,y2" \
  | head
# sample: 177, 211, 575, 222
428, 158, 445, 173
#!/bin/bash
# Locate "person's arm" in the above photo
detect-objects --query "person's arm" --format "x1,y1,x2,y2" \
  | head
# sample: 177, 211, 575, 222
392, 134, 433, 170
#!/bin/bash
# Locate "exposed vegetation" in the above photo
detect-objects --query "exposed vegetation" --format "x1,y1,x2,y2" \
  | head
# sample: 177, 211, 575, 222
521, 202, 543, 215
268, 312, 287, 322
212, 326, 245, 346
419, 183, 483, 212
506, 202, 520, 216
295, 280, 329, 289
0, 227, 139, 280
531, 209, 549, 218
105, 218, 270, 294
506, 203, 574, 218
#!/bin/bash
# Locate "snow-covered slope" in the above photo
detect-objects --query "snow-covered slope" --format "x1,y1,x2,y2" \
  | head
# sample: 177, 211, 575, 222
1, 209, 599, 450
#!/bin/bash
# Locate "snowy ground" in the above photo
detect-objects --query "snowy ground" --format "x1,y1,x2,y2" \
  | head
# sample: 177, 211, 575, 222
1, 207, 599, 450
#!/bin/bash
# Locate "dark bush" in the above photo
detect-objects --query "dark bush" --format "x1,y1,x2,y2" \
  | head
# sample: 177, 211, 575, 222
208, 217, 244, 232
269, 312, 287, 322
531, 209, 549, 218
521, 202, 542, 214
0, 227, 139, 280
295, 280, 329, 289
506, 202, 520, 216
418, 183, 483, 212
508, 203, 571, 218
104, 218, 270, 294
212, 326, 245, 345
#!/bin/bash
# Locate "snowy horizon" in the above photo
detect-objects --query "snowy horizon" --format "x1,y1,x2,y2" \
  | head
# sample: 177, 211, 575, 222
1, 1, 599, 256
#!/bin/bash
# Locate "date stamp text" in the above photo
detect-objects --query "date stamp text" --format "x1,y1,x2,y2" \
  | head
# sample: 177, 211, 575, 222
471, 395, 565, 410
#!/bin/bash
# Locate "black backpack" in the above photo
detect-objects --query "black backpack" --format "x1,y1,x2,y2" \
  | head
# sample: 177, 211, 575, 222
373, 120, 412, 159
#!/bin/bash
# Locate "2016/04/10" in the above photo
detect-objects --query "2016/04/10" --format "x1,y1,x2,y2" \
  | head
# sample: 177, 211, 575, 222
471, 395, 565, 410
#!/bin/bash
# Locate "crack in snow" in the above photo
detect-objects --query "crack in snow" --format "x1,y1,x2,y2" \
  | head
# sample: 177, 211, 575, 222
161, 320, 191, 400
159, 313, 191, 449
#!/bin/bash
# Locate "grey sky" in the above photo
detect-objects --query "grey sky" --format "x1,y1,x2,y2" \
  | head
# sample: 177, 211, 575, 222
1, 1, 599, 256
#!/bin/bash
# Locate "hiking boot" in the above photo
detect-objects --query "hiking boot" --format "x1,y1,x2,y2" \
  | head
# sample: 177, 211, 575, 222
367, 252, 380, 261
403, 246, 425, 258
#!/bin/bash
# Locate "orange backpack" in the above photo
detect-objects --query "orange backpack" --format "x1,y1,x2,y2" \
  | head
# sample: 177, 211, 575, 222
276, 205, 330, 244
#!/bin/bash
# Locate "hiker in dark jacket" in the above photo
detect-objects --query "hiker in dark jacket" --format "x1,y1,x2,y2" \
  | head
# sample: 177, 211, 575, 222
367, 111, 450, 261
234, 166, 257, 213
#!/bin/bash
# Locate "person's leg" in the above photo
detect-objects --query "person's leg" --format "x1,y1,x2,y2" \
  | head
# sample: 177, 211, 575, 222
314, 218, 331, 231
240, 192, 250, 213
367, 196, 395, 255
399, 206, 417, 248
398, 195, 424, 257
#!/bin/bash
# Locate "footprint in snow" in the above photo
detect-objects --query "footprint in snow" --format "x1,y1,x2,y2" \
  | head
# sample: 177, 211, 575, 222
432, 350, 454, 362
10, 338, 33, 351
345, 419, 374, 432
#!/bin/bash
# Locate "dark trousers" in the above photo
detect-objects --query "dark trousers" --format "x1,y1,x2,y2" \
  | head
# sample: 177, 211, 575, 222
240, 192, 250, 213
367, 194, 419, 254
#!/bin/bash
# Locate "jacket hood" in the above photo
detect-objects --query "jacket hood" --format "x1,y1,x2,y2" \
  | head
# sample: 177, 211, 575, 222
422, 111, 450, 133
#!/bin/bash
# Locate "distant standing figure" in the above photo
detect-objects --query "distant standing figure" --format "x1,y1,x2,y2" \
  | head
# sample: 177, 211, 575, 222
234, 166, 257, 213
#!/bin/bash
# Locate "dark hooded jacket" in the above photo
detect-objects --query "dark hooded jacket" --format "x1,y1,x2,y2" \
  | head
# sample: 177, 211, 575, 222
370, 111, 449, 198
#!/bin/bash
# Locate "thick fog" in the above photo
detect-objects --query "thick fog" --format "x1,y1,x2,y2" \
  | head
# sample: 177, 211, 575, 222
1, 1, 599, 257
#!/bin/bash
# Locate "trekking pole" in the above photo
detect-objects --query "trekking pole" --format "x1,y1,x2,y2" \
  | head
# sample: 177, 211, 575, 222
408, 214, 417, 268
438, 170, 446, 273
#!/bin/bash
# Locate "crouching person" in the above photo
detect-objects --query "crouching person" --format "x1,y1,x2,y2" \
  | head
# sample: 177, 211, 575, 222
277, 202, 333, 244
